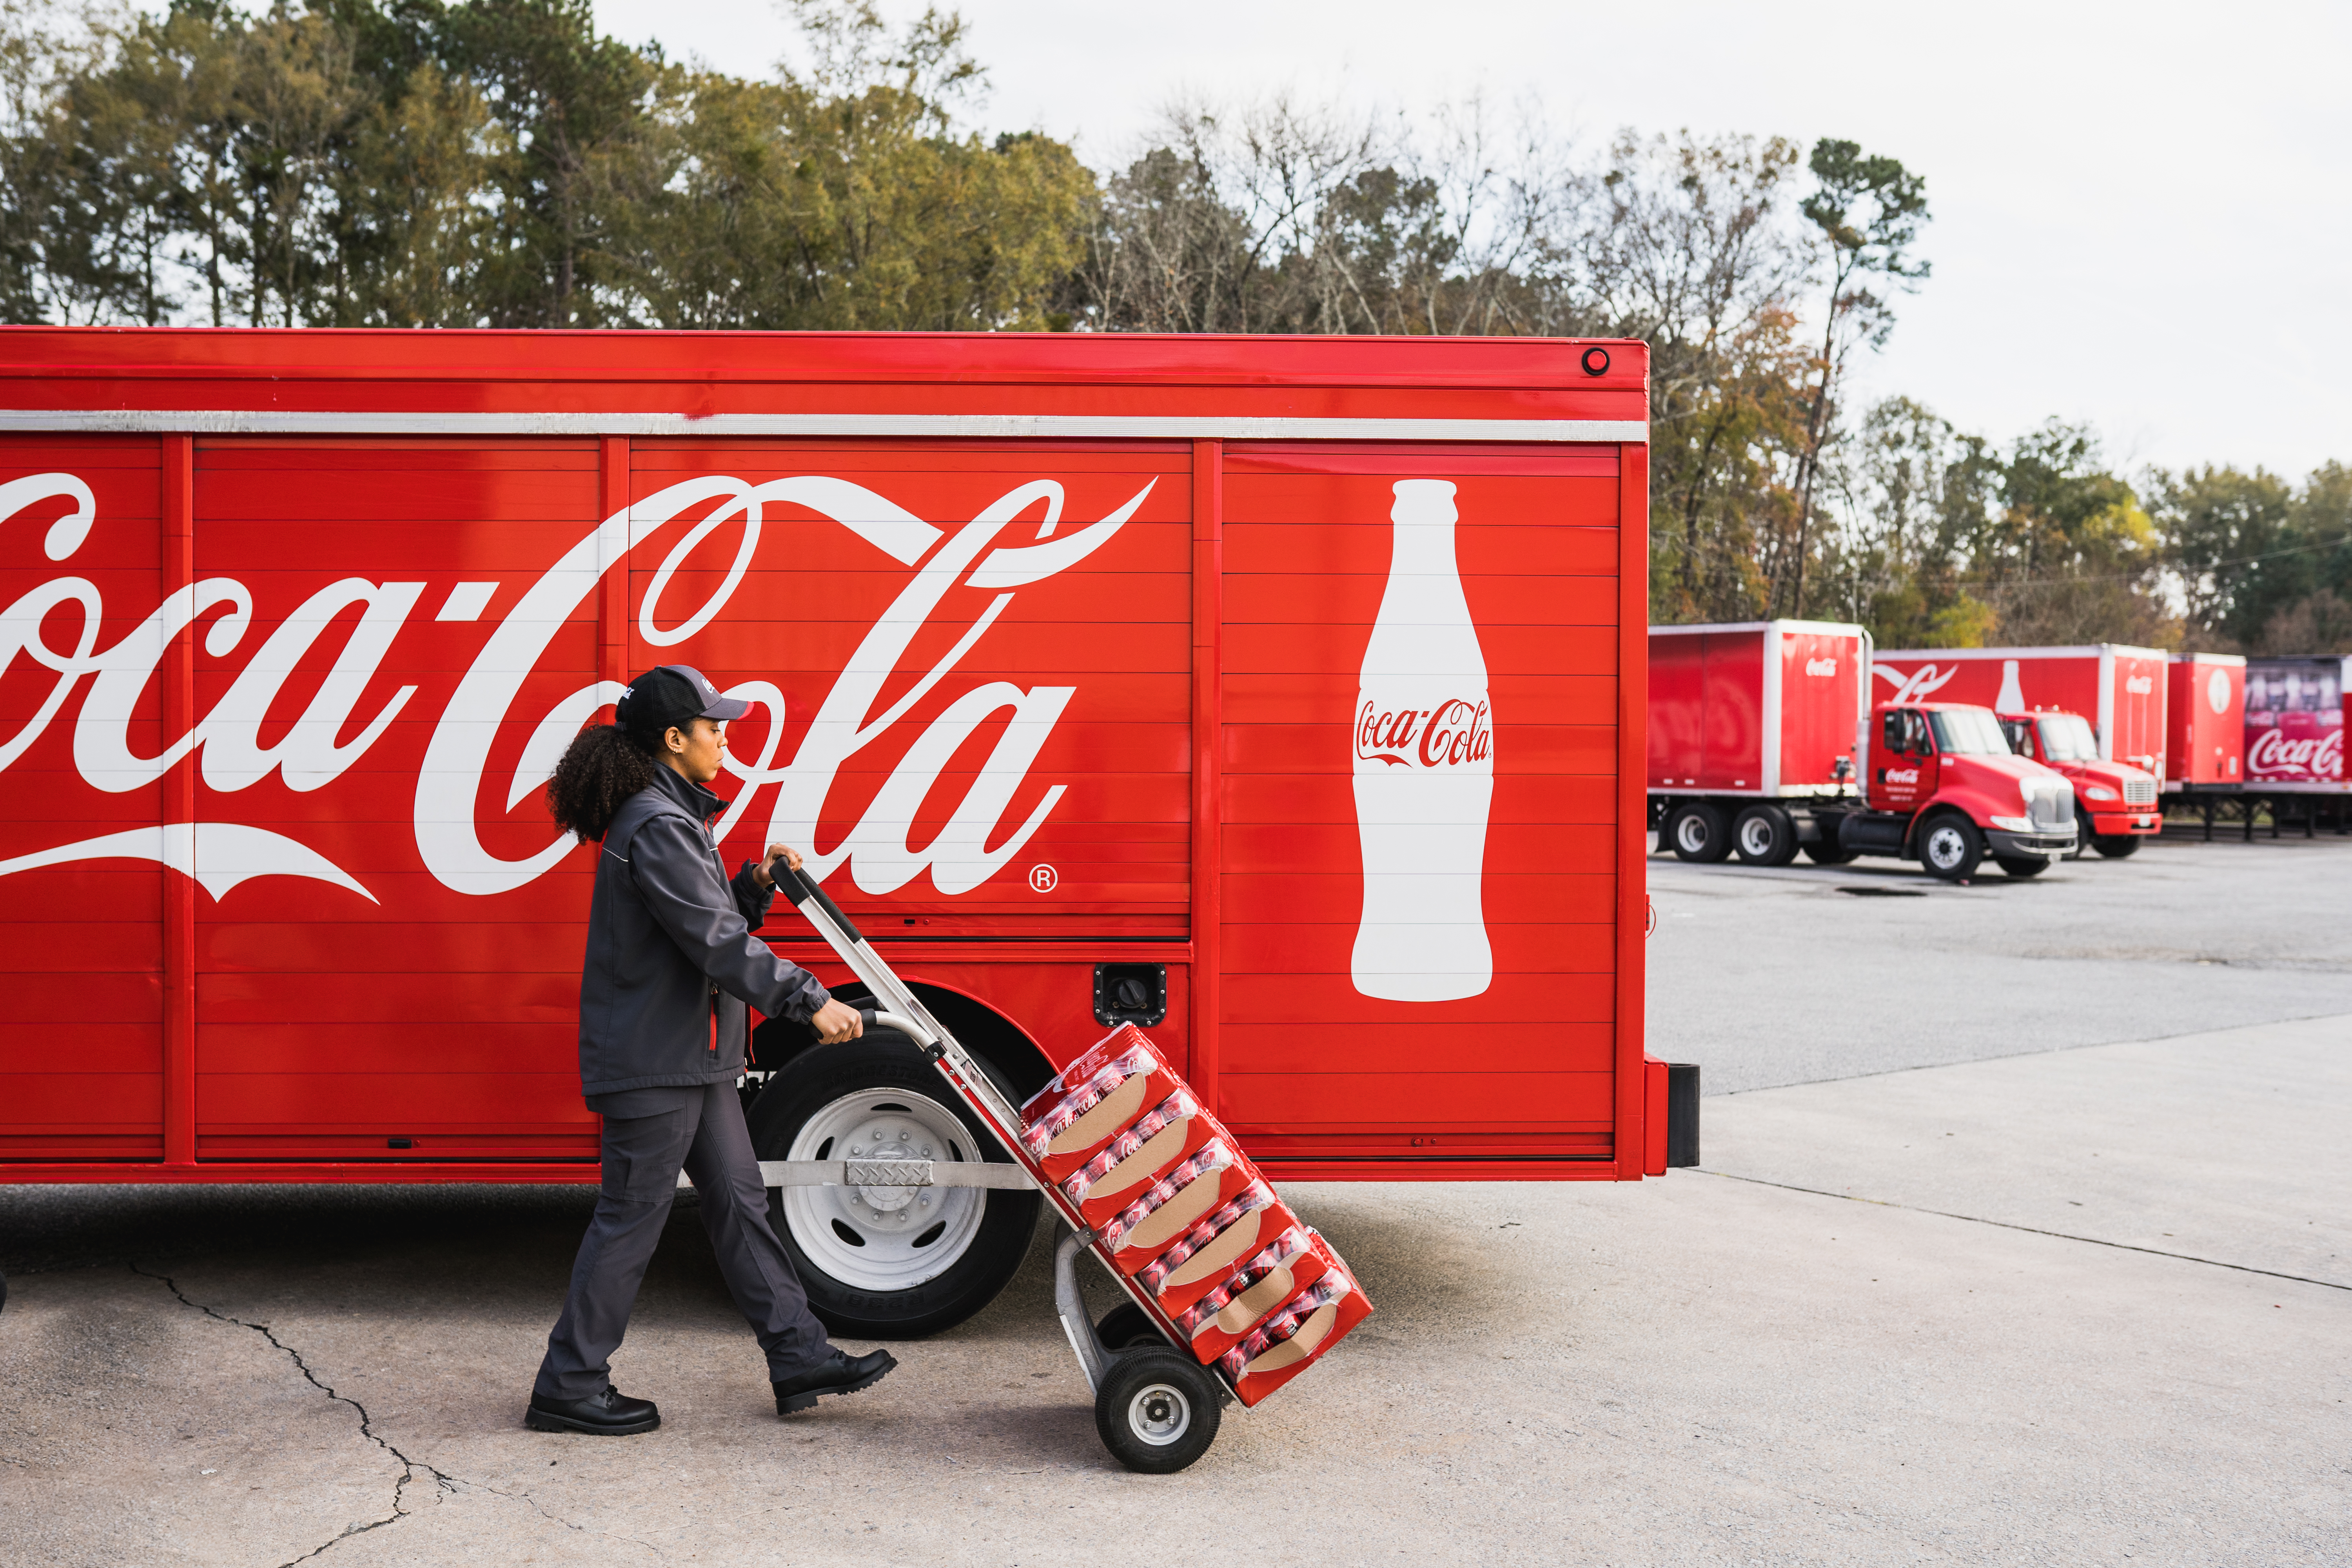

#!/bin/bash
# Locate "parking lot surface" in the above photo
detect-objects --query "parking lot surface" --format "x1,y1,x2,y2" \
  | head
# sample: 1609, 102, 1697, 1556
4, 834, 2348, 1566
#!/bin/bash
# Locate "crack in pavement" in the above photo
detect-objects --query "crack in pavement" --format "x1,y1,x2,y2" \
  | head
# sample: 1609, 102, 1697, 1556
129, 1262, 664, 1562
1700, 1173, 2352, 1292
131, 1263, 459, 1564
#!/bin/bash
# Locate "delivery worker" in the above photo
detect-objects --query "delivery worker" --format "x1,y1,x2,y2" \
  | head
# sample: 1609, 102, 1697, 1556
526, 664, 897, 1436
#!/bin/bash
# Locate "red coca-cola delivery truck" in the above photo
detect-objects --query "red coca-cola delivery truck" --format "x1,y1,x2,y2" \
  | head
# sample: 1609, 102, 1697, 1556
1874, 643, 2164, 855
0, 328, 1679, 1333
1648, 620, 2077, 878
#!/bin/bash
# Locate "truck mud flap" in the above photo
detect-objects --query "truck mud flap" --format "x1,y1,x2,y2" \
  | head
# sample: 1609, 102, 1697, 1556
1667, 1063, 1700, 1168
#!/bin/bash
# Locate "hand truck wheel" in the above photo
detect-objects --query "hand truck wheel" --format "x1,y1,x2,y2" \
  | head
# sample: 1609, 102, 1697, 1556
1094, 1348, 1221, 1474
1095, 1301, 1171, 1350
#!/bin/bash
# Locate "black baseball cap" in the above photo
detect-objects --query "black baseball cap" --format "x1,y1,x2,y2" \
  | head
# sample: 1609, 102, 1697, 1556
615, 664, 749, 742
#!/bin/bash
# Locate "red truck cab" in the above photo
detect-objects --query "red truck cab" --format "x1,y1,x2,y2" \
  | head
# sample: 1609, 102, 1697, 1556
1999, 710, 2162, 858
1815, 701, 2077, 879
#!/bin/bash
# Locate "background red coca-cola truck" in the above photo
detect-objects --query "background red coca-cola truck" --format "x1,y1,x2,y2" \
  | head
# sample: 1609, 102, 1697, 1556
1873, 644, 2165, 854
0, 328, 1678, 1332
1649, 619, 2078, 878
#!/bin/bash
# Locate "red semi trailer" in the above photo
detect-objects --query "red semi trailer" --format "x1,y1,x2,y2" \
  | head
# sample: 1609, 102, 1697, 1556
0, 328, 1677, 1332
2167, 653, 2246, 792
1648, 621, 2077, 878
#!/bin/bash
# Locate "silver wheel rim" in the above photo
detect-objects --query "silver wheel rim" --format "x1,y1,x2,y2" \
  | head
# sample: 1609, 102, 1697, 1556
1676, 815, 1709, 853
1127, 1381, 1192, 1446
1738, 816, 1774, 857
1927, 825, 1965, 870
780, 1087, 987, 1292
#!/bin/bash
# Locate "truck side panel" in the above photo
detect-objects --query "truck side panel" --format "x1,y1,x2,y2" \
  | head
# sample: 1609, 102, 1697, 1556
1699, 631, 1762, 791
1218, 446, 1621, 1165
1775, 628, 1864, 789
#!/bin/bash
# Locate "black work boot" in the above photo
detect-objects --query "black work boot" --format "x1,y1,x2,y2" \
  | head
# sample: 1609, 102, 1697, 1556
773, 1348, 898, 1415
526, 1385, 661, 1436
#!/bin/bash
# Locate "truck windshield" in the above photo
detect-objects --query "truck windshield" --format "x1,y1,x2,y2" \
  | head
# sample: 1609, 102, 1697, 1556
2036, 714, 2100, 761
1928, 707, 2013, 756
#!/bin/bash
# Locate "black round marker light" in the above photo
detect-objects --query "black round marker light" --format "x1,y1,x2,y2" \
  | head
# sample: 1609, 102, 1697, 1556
1581, 347, 1611, 377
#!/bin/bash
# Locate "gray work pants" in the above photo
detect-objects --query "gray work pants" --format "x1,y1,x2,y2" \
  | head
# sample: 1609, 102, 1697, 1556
534, 1078, 830, 1399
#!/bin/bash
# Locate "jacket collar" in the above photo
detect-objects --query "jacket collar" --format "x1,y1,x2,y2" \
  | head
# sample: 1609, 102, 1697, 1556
649, 760, 727, 824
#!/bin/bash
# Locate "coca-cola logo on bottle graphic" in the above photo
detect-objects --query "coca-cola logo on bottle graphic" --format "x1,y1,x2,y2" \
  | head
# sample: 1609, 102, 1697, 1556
1350, 480, 1494, 1004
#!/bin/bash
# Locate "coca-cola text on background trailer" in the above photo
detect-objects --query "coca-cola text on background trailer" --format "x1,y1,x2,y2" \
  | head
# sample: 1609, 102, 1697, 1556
2242, 657, 2348, 785
1350, 479, 1494, 1004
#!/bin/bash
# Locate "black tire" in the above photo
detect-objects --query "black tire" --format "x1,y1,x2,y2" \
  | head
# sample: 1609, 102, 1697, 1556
1917, 812, 1984, 881
1097, 1302, 1172, 1351
1801, 840, 1856, 864
1993, 854, 2049, 878
2091, 835, 2140, 859
1668, 803, 1732, 863
1732, 804, 1800, 866
747, 1032, 1040, 1340
1094, 1349, 1222, 1474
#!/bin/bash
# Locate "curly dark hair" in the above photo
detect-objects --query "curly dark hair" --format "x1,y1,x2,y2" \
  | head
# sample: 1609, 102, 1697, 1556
546, 723, 661, 842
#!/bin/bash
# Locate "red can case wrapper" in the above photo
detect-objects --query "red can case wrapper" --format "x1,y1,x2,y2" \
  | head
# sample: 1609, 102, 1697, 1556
1217, 1249, 1372, 1408
1097, 1140, 1262, 1273
1134, 1184, 1298, 1314
1059, 1089, 1214, 1227
1016, 1025, 1183, 1183
1175, 1226, 1332, 1363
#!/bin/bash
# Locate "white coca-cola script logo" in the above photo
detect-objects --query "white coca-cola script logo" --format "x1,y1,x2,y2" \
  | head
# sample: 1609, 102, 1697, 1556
1805, 657, 1838, 677
1355, 698, 1492, 768
1874, 662, 1960, 704
2125, 674, 2154, 695
0, 470, 1150, 901
1884, 767, 1920, 785
2247, 726, 2343, 779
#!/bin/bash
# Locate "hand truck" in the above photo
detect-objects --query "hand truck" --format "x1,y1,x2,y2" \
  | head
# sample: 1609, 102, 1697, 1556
777, 867, 1233, 1473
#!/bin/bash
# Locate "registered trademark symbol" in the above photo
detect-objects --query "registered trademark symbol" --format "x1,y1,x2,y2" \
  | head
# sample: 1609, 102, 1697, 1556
1027, 864, 1058, 893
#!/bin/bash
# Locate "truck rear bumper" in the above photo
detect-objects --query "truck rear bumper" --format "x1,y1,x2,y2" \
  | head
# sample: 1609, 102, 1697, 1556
1988, 828, 2075, 859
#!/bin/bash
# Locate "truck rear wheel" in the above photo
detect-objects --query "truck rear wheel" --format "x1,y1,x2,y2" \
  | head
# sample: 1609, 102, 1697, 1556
1733, 804, 1799, 866
747, 1031, 1040, 1340
1918, 813, 1984, 881
2091, 835, 2140, 859
1668, 803, 1732, 863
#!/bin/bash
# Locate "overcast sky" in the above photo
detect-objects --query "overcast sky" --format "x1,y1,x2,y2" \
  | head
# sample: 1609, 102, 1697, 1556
595, 0, 2350, 482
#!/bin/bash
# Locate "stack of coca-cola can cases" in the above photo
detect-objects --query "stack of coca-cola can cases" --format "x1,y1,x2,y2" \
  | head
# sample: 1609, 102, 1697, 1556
1020, 1024, 1372, 1407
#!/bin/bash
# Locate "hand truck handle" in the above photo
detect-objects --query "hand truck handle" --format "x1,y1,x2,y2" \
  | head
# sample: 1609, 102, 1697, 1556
776, 862, 862, 943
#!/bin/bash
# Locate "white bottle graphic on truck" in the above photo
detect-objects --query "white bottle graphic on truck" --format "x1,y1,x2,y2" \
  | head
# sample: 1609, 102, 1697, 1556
1351, 479, 1495, 1002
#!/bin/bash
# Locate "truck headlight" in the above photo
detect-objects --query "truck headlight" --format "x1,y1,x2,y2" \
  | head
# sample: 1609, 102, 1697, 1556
2084, 786, 2118, 802
1990, 815, 2033, 832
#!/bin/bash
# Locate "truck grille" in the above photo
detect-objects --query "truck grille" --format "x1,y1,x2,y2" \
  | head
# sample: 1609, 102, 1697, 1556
2123, 777, 2157, 807
2027, 779, 2075, 831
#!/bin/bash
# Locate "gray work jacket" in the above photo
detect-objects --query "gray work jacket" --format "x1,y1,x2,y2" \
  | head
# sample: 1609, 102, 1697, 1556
577, 765, 831, 1098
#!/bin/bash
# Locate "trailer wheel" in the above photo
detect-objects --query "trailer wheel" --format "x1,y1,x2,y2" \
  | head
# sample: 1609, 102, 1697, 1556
2091, 835, 2140, 859
1095, 1349, 1222, 1474
748, 1032, 1040, 1340
1993, 854, 2049, 878
1668, 804, 1731, 863
1919, 814, 1983, 881
1733, 804, 1800, 866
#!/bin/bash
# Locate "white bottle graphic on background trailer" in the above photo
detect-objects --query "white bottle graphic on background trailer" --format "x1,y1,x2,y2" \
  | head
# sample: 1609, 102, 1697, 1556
1996, 659, 2025, 713
1350, 479, 1494, 1002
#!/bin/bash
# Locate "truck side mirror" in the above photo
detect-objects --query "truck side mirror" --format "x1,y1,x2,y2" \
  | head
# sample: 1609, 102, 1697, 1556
1881, 712, 1906, 755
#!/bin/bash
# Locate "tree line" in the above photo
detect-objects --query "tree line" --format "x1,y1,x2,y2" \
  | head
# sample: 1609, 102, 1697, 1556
0, 0, 2343, 654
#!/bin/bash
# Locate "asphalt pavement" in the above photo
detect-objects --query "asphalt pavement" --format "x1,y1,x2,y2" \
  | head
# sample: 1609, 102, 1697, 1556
3, 832, 2348, 1566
